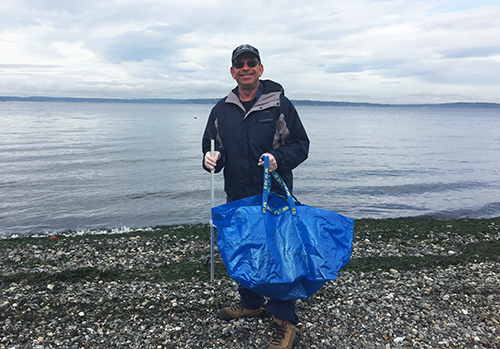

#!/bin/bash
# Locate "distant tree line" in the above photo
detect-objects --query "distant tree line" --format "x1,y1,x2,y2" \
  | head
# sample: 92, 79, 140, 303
1, 96, 499, 108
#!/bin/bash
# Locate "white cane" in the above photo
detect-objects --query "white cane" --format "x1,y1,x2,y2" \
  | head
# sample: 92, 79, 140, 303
210, 139, 215, 282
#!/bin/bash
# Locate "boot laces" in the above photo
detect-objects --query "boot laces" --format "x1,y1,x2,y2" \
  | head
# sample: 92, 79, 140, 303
271, 321, 288, 344
230, 303, 244, 313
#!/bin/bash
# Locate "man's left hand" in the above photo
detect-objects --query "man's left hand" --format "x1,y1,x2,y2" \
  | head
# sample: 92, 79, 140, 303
258, 153, 278, 172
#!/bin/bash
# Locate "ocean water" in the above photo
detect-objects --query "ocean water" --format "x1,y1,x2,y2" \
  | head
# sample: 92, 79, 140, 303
1, 101, 499, 237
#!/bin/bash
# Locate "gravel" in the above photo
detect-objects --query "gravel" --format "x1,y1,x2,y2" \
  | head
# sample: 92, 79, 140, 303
1, 223, 499, 349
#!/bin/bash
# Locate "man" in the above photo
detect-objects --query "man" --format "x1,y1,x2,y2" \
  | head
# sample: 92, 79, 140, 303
202, 44, 309, 349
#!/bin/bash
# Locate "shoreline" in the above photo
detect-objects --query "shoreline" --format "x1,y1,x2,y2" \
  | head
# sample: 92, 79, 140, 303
3, 215, 500, 241
1, 217, 499, 348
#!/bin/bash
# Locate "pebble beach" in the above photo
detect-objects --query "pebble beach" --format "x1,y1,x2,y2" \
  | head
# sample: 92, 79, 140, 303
1, 218, 499, 348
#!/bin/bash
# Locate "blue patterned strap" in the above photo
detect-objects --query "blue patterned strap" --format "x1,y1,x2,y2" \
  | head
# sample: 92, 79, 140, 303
261, 156, 297, 215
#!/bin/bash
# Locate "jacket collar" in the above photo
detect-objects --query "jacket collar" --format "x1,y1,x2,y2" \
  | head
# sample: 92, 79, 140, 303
226, 80, 283, 117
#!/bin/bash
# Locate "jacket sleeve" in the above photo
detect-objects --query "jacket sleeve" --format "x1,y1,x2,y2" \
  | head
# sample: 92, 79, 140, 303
269, 96, 309, 172
202, 105, 225, 173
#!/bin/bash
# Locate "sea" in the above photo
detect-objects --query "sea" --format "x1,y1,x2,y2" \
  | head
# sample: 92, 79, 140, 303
1, 101, 500, 238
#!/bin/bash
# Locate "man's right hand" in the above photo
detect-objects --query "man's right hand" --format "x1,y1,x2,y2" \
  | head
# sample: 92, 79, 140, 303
204, 151, 221, 170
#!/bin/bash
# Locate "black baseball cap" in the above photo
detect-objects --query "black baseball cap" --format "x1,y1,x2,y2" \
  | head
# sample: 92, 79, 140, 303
231, 44, 260, 62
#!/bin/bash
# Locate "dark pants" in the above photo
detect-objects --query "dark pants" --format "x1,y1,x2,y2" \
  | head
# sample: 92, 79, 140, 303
238, 284, 299, 324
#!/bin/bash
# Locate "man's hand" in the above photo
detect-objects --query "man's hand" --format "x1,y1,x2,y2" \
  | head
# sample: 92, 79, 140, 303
204, 151, 221, 170
258, 153, 278, 172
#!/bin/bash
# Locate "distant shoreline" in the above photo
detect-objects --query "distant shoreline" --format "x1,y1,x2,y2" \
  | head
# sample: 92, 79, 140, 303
2, 96, 500, 108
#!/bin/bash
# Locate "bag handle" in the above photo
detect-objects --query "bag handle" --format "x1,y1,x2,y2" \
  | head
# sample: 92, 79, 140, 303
261, 156, 297, 215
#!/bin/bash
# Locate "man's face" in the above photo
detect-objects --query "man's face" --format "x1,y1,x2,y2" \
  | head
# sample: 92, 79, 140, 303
230, 53, 263, 91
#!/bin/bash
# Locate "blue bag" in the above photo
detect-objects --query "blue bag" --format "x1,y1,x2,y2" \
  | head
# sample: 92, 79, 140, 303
212, 157, 354, 301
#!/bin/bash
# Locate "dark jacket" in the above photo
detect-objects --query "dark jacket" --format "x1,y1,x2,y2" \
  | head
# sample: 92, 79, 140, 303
202, 79, 309, 202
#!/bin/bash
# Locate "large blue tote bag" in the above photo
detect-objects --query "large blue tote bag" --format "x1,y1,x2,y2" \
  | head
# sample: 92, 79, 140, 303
212, 157, 354, 301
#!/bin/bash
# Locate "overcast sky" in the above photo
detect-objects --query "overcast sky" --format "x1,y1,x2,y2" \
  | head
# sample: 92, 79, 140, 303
1, 0, 499, 104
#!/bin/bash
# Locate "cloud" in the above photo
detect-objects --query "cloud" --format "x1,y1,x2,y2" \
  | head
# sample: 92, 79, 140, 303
440, 46, 500, 59
0, 0, 499, 103
90, 24, 189, 63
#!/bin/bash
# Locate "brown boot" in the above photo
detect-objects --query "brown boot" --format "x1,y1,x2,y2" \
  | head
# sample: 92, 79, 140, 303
268, 315, 296, 349
217, 303, 263, 321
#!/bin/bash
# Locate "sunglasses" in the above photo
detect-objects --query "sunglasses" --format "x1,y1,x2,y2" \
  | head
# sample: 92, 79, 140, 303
233, 60, 260, 69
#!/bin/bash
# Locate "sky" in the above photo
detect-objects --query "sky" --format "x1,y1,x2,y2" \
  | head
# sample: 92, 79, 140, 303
1, 0, 499, 104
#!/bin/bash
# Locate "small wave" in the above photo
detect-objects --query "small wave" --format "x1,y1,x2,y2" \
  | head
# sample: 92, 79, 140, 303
416, 202, 500, 220
0, 226, 154, 240
345, 180, 494, 197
